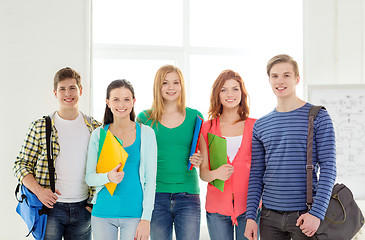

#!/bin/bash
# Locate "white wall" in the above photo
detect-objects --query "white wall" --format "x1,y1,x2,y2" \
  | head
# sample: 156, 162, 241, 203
0, 0, 91, 238
304, 0, 365, 86
304, 1, 365, 239
1, 0, 365, 239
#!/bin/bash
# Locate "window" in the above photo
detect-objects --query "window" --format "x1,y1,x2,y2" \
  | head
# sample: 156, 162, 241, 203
92, 0, 303, 121
93, 0, 183, 46
92, 0, 303, 231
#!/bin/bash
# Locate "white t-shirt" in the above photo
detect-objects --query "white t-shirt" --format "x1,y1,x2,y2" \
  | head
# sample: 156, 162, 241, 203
54, 112, 90, 202
223, 135, 243, 163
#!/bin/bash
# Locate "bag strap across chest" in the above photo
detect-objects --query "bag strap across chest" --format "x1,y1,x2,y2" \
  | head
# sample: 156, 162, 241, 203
306, 105, 325, 209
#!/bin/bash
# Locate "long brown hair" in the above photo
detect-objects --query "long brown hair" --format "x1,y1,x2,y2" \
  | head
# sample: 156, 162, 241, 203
208, 70, 249, 121
147, 64, 186, 126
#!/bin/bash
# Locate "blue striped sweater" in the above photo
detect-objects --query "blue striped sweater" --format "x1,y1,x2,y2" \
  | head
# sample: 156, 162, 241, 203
246, 103, 336, 221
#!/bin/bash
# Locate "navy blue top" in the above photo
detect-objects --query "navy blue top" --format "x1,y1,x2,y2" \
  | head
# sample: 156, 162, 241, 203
246, 103, 336, 221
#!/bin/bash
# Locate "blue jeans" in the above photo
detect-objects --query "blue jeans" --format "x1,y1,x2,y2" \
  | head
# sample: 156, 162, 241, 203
44, 200, 91, 240
91, 216, 140, 240
150, 192, 201, 240
260, 205, 309, 240
206, 212, 249, 240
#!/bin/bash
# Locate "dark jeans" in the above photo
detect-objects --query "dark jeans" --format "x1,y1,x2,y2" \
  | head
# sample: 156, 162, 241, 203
44, 200, 91, 240
260, 205, 310, 240
150, 192, 201, 240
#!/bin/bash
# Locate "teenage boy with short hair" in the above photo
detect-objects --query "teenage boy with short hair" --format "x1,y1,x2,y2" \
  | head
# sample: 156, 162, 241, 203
244, 54, 336, 240
14, 67, 100, 240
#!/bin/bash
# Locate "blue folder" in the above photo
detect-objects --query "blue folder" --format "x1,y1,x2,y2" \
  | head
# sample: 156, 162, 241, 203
188, 116, 203, 170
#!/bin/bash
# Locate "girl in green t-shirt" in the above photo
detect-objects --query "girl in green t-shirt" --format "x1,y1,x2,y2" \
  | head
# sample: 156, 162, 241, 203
137, 65, 207, 240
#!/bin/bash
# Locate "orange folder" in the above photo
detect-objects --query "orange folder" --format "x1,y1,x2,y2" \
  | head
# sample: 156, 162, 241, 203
96, 129, 128, 195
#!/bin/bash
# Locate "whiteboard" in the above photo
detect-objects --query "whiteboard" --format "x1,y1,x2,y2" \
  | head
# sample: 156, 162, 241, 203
308, 85, 365, 199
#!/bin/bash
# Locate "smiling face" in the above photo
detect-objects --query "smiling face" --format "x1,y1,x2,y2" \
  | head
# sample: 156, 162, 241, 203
269, 62, 300, 99
160, 71, 182, 103
54, 78, 82, 111
219, 79, 242, 110
106, 87, 135, 119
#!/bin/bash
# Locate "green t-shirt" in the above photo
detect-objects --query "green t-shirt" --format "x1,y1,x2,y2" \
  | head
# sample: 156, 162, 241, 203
136, 107, 203, 194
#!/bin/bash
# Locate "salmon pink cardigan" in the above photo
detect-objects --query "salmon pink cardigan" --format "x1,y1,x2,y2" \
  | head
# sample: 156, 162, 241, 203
201, 117, 256, 225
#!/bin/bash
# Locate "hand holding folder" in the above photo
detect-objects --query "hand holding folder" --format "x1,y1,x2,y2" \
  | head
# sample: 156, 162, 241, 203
207, 133, 227, 192
96, 129, 128, 195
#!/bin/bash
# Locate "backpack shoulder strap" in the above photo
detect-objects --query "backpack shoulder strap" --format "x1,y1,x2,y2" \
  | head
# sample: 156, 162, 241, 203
306, 105, 325, 209
84, 115, 93, 126
308, 105, 325, 118
44, 116, 55, 192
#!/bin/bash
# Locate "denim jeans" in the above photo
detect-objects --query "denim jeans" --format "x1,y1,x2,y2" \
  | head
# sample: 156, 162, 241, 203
44, 200, 91, 240
91, 216, 140, 240
260, 205, 309, 240
207, 212, 249, 240
150, 192, 201, 240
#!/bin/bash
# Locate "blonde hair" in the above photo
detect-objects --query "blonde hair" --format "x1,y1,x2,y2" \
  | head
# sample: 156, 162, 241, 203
147, 65, 186, 126
267, 54, 299, 77
208, 70, 249, 121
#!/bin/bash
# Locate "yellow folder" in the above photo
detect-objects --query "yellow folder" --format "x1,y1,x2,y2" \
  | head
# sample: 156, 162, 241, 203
96, 129, 128, 196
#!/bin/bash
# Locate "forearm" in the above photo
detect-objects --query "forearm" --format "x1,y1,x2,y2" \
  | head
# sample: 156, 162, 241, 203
199, 137, 218, 183
246, 133, 265, 220
246, 168, 264, 220
85, 171, 109, 187
309, 161, 336, 220
141, 128, 157, 221
85, 158, 110, 187
22, 174, 44, 196
14, 122, 40, 182
200, 167, 219, 183
310, 113, 337, 220
246, 184, 263, 220
13, 157, 35, 183
22, 173, 60, 208
85, 128, 110, 186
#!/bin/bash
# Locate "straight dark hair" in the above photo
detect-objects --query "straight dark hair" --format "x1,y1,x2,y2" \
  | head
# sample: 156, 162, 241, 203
103, 79, 136, 125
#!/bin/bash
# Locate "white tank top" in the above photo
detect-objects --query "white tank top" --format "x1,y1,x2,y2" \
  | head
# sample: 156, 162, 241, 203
223, 135, 243, 163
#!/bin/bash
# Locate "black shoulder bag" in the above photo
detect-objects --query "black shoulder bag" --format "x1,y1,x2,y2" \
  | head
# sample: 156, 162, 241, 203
306, 106, 364, 240
15, 116, 55, 239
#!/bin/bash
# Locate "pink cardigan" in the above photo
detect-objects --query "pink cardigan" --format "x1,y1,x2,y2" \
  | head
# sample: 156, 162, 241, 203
201, 117, 256, 225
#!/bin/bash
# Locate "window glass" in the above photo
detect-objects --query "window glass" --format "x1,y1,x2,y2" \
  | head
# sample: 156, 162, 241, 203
190, 0, 302, 49
93, 0, 183, 46
93, 59, 176, 121
189, 54, 281, 119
